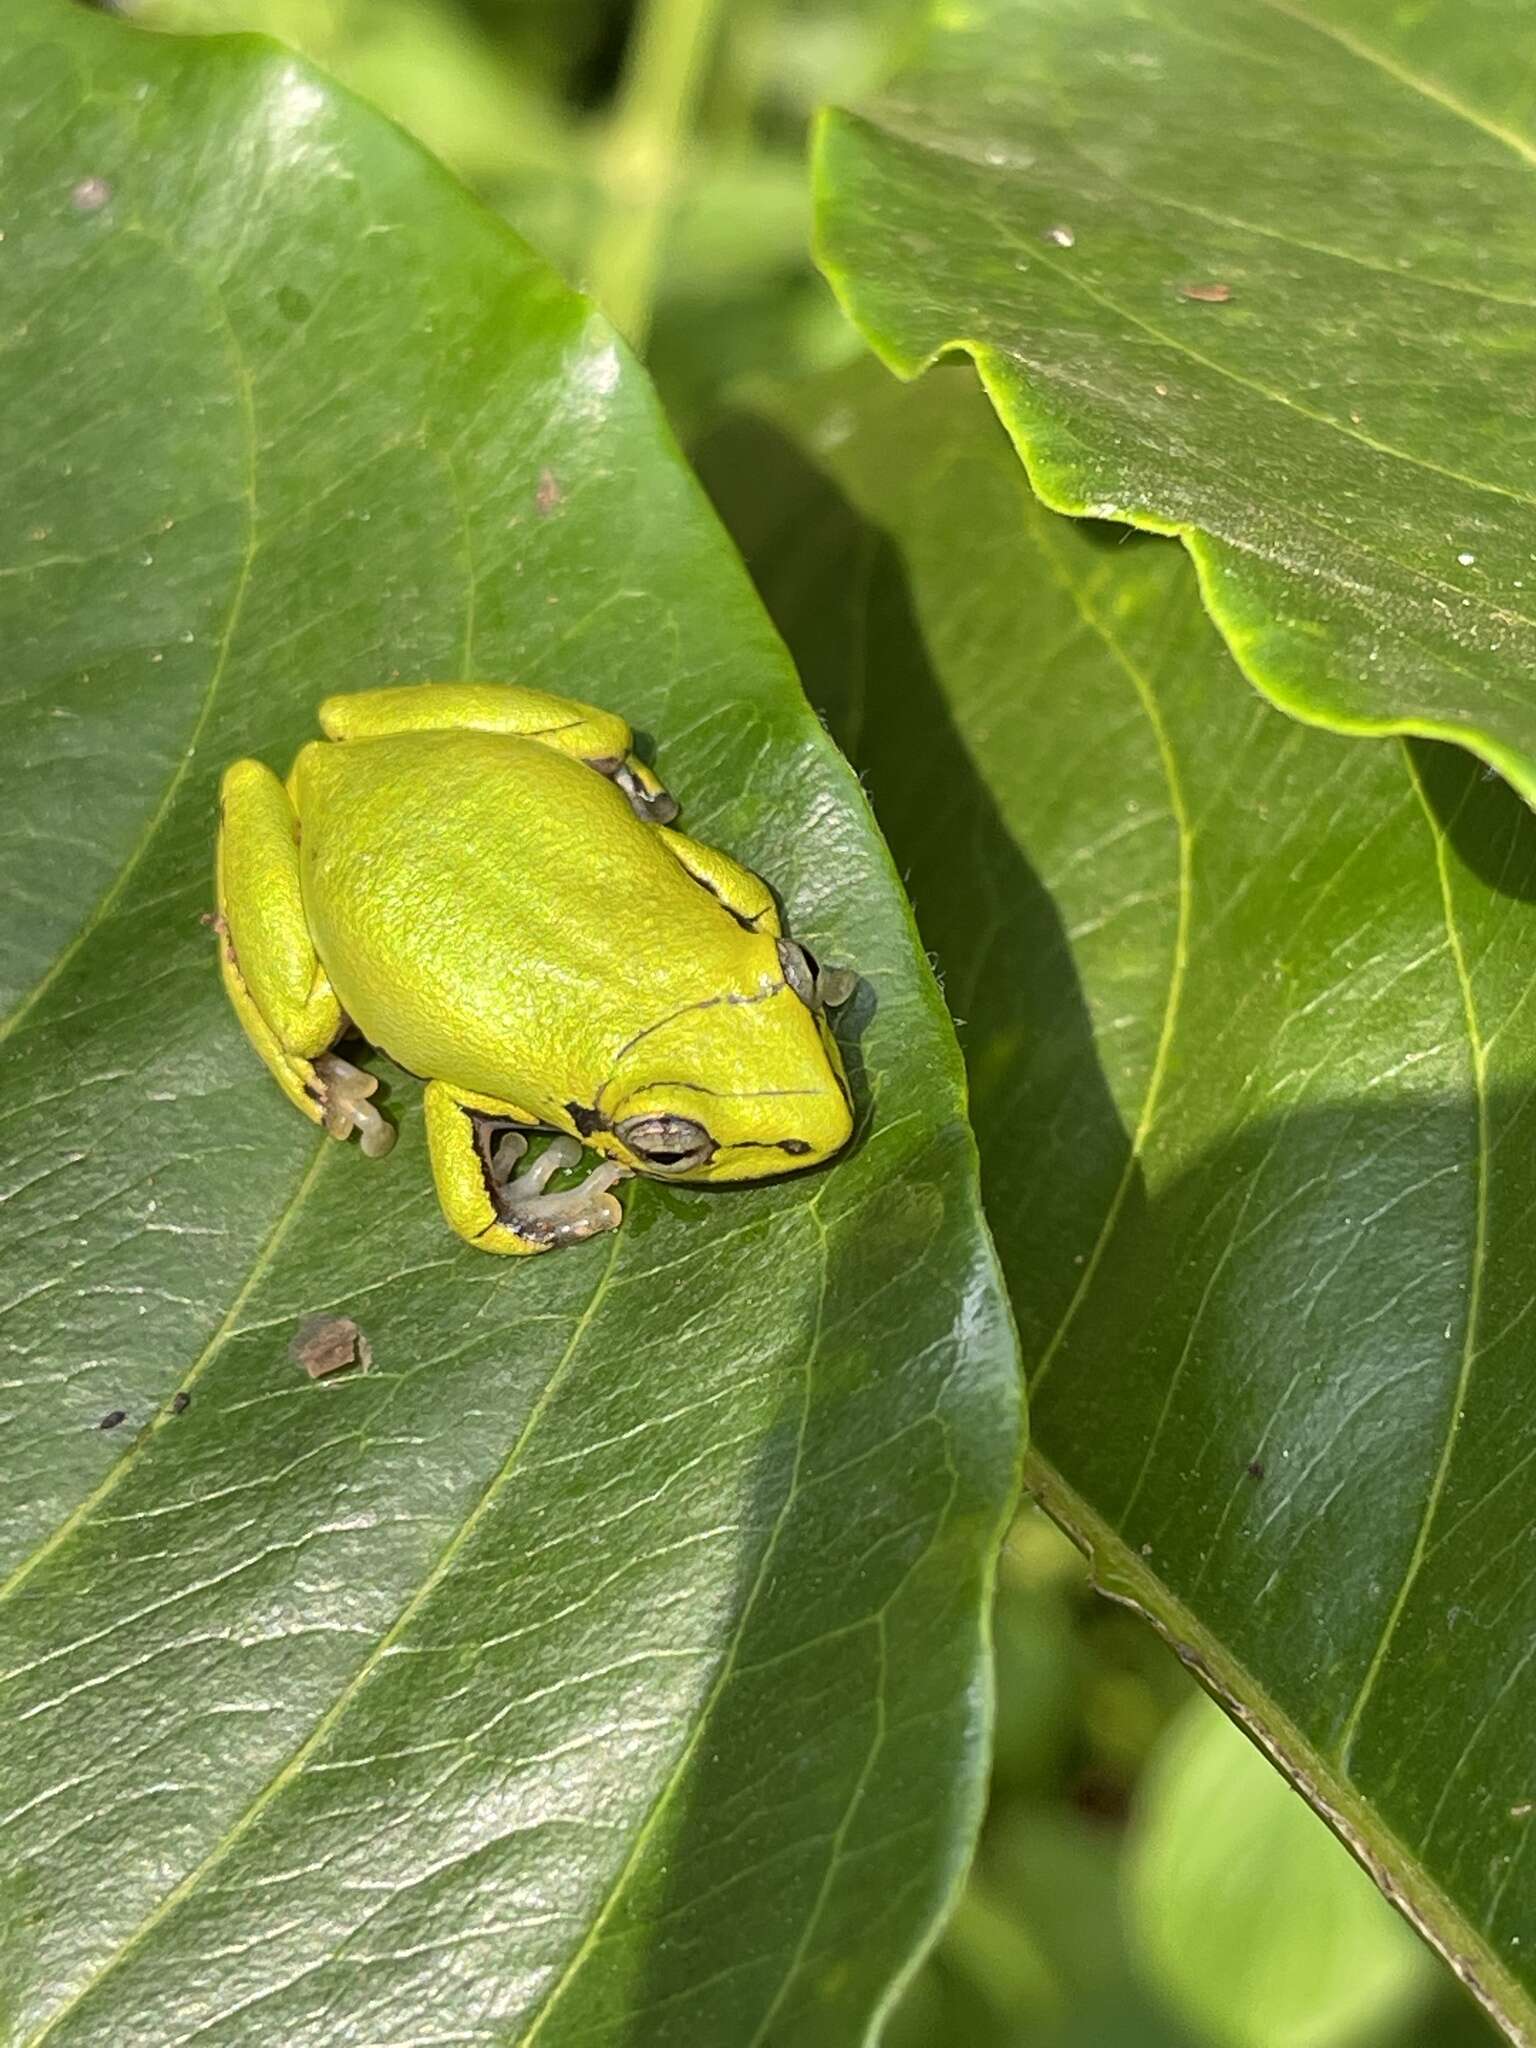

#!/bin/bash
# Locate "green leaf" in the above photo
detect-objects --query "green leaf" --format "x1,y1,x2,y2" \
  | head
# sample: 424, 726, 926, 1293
698, 359, 1536, 2043
0, 10, 1019, 2042
1128, 1695, 1432, 2048
122, 0, 579, 187
812, 0, 1536, 804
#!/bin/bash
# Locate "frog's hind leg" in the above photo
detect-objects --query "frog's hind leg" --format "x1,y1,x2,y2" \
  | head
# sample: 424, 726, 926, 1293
317, 682, 678, 823
657, 827, 781, 935
424, 1081, 626, 1255
215, 761, 392, 1157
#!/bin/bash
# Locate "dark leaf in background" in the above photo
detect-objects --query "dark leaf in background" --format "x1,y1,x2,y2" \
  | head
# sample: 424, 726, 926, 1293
701, 359, 1536, 2045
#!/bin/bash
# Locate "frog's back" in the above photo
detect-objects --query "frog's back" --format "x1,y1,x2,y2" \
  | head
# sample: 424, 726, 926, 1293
291, 729, 753, 1108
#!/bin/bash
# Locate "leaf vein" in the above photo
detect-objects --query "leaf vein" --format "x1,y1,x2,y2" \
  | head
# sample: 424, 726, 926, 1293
1331, 743, 1489, 1769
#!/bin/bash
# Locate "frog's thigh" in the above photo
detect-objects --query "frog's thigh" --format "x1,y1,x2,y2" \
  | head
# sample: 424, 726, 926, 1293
657, 827, 781, 935
216, 761, 342, 1123
318, 684, 677, 822
320, 682, 632, 761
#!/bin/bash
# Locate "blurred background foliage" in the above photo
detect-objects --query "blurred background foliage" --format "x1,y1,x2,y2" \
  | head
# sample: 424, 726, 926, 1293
100, 2, 1508, 2041
117, 0, 916, 429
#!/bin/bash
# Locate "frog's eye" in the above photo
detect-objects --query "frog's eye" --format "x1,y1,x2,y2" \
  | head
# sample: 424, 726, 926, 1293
616, 1113, 716, 1171
777, 938, 818, 1008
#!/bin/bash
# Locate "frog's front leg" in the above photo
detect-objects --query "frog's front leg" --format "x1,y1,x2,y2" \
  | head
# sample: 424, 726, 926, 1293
216, 762, 393, 1157
318, 682, 678, 823
657, 827, 781, 934
423, 1081, 626, 1255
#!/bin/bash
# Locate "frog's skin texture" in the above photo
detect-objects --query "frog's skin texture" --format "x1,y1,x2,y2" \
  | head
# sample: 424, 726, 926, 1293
213, 683, 854, 1254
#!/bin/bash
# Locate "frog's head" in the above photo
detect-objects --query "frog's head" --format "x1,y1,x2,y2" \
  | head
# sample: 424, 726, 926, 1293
597, 937, 855, 1184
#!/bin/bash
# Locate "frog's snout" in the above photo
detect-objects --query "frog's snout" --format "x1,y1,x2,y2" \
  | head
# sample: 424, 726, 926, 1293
605, 1073, 851, 1185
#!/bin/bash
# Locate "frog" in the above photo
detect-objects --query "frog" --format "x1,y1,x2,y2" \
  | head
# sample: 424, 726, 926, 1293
212, 682, 856, 1254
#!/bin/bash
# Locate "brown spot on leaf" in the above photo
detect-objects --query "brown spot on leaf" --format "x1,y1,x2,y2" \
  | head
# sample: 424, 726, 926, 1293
291, 1314, 373, 1380
537, 468, 563, 517
1178, 281, 1233, 303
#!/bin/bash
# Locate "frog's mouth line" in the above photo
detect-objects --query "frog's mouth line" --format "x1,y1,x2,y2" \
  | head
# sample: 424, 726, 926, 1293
566, 1086, 829, 1173
722, 1137, 815, 1159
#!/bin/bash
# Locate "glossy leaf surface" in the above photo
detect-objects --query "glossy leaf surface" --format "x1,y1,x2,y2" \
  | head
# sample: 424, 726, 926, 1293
813, 0, 1536, 802
700, 361, 1536, 2043
0, 11, 1018, 2043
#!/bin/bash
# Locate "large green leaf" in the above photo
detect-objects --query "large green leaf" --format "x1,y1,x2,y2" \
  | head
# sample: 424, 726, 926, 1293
1127, 1695, 1431, 2048
0, 9, 1019, 2042
812, 0, 1536, 804
699, 361, 1536, 2043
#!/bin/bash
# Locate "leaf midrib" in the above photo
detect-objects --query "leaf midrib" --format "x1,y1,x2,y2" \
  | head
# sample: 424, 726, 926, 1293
0, 1139, 334, 1609
21, 1222, 627, 2048
1023, 520, 1193, 1398
1030, 1453, 1536, 2044
846, 106, 1536, 549
1254, 0, 1536, 173
985, 483, 1493, 1788
1332, 751, 1491, 1771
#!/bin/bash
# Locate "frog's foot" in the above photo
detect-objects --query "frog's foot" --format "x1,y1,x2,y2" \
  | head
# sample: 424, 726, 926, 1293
313, 1053, 396, 1158
595, 753, 679, 827
425, 1081, 623, 1255
492, 1133, 627, 1249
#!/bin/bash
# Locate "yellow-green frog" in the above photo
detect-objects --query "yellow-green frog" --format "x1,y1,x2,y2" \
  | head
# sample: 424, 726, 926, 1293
213, 683, 855, 1253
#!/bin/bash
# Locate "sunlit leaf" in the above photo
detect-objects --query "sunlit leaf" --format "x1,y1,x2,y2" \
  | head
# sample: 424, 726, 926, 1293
0, 12, 1018, 2042
813, 0, 1536, 801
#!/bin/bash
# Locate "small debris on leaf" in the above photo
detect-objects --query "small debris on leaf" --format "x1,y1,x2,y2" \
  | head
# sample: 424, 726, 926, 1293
1178, 281, 1233, 303
71, 177, 112, 214
536, 468, 563, 517
1042, 223, 1076, 248
1153, 381, 1170, 397
171, 1391, 191, 1415
291, 1313, 373, 1380
97, 1409, 127, 1431
1246, 1458, 1265, 1481
1513, 1802, 1534, 1819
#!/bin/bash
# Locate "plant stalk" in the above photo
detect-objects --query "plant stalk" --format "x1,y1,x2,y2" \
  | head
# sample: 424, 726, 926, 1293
586, 0, 727, 349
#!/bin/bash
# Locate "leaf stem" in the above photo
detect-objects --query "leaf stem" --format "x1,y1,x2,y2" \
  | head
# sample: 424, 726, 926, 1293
586, 0, 727, 348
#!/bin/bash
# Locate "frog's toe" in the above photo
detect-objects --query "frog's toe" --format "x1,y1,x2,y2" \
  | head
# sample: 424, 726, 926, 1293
313, 1052, 396, 1158
498, 1133, 584, 1198
814, 963, 859, 1010
487, 1126, 530, 1183
497, 1157, 626, 1250
595, 753, 679, 826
